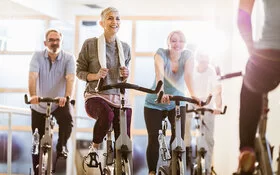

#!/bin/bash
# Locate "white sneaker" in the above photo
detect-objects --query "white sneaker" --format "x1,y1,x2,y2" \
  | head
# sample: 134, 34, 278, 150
84, 144, 100, 168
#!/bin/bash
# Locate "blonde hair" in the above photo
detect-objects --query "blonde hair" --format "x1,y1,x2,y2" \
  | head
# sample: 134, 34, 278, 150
167, 30, 186, 47
45, 29, 62, 41
100, 7, 119, 21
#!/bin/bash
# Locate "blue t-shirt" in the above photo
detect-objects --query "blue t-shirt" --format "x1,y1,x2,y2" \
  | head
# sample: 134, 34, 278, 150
29, 49, 76, 113
144, 48, 192, 110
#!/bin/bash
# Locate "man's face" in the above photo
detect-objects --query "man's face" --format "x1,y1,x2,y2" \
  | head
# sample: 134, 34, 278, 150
44, 32, 62, 54
197, 54, 210, 66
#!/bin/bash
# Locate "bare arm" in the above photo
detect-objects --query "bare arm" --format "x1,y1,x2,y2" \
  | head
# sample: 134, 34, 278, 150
237, 0, 255, 54
154, 53, 171, 103
184, 56, 195, 97
28, 72, 39, 104
65, 74, 75, 97
214, 84, 222, 109
154, 53, 165, 92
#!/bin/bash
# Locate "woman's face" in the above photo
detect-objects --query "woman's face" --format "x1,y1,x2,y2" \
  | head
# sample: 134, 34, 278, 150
100, 11, 121, 35
168, 33, 185, 52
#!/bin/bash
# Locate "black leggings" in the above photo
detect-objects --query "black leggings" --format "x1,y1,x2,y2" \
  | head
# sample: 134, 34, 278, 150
144, 106, 186, 173
239, 52, 280, 150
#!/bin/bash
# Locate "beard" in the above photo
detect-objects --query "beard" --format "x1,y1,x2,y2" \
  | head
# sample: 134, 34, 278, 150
46, 46, 61, 54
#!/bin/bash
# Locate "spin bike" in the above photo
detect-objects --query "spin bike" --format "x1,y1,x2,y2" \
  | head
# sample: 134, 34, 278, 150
238, 93, 280, 175
24, 94, 75, 175
186, 104, 227, 175
156, 91, 212, 175
83, 79, 162, 175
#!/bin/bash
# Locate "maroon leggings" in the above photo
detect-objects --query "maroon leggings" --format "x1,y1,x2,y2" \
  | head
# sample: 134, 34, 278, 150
85, 97, 132, 143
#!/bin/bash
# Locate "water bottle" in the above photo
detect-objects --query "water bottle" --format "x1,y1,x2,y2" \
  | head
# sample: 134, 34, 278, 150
31, 128, 40, 155
158, 130, 171, 164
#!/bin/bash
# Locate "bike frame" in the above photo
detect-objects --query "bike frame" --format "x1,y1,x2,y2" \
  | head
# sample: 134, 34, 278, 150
186, 105, 227, 175
157, 92, 212, 175
38, 101, 54, 175
95, 79, 162, 175
170, 100, 187, 175
255, 94, 274, 175
24, 95, 73, 175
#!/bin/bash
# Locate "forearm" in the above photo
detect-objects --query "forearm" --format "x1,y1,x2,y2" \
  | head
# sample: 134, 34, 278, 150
28, 72, 38, 96
237, 9, 253, 50
185, 75, 195, 97
65, 74, 75, 97
154, 54, 165, 92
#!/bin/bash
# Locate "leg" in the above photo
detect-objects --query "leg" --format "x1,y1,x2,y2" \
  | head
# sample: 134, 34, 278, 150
239, 54, 280, 173
31, 109, 46, 175
112, 107, 132, 140
85, 97, 114, 144
53, 103, 73, 154
144, 107, 163, 173
202, 113, 215, 173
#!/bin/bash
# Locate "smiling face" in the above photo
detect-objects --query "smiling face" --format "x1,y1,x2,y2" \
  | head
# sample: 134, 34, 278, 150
44, 31, 62, 54
167, 31, 186, 53
100, 10, 120, 36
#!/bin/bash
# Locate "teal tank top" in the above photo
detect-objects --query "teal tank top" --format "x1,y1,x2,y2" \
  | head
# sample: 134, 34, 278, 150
144, 48, 192, 110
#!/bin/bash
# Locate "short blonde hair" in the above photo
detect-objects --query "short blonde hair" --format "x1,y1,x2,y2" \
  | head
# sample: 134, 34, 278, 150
45, 29, 62, 41
100, 7, 119, 21
167, 30, 186, 46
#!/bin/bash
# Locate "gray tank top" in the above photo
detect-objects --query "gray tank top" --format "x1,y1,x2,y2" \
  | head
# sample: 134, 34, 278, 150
255, 0, 280, 50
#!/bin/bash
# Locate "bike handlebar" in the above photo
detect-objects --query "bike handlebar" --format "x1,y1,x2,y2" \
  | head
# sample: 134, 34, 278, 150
24, 94, 75, 105
219, 71, 242, 81
95, 79, 163, 94
186, 104, 227, 115
156, 91, 212, 106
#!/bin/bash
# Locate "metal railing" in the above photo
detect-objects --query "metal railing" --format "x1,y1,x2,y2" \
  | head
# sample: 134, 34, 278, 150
0, 105, 92, 175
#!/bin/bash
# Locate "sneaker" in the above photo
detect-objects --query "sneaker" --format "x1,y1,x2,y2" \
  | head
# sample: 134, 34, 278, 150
84, 144, 100, 168
238, 148, 256, 173
149, 171, 156, 175
57, 146, 68, 159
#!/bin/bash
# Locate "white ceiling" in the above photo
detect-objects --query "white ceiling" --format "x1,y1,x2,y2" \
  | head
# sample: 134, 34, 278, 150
0, 0, 236, 23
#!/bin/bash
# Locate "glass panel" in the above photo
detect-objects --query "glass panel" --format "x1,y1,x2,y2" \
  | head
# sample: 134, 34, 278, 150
133, 96, 146, 129
135, 20, 214, 52
132, 135, 148, 175
0, 131, 32, 174
78, 20, 132, 51
0, 131, 8, 173
0, 113, 8, 126
49, 20, 75, 53
0, 93, 28, 108
11, 131, 31, 174
0, 55, 31, 88
75, 79, 88, 117
134, 56, 155, 88
0, 19, 45, 51
76, 117, 95, 129
11, 114, 30, 126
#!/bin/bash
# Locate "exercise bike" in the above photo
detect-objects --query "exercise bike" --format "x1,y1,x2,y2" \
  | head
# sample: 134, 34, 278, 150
83, 79, 162, 175
156, 91, 212, 175
24, 95, 75, 175
186, 104, 227, 175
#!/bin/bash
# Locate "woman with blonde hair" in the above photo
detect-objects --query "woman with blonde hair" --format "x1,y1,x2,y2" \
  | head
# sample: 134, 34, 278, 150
144, 30, 196, 175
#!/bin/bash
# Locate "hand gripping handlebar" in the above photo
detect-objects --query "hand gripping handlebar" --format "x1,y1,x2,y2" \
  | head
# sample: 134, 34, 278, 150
24, 94, 75, 105
95, 79, 163, 94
